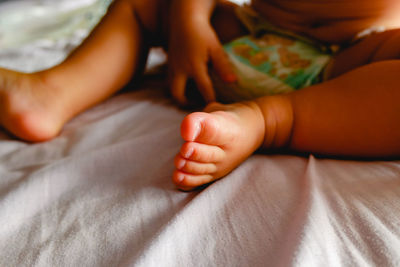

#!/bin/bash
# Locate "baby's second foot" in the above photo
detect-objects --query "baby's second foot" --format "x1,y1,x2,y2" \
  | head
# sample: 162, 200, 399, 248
0, 68, 66, 141
173, 101, 266, 191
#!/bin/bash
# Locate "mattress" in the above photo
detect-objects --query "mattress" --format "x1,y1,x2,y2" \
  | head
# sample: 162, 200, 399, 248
0, 1, 399, 266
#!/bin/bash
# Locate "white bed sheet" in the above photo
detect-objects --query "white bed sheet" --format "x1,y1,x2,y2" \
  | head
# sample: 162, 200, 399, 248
0, 1, 400, 266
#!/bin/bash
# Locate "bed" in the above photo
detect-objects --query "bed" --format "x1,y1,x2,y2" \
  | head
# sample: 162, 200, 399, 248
0, 0, 399, 266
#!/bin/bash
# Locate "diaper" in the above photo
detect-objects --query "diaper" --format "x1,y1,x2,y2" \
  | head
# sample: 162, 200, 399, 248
211, 6, 333, 103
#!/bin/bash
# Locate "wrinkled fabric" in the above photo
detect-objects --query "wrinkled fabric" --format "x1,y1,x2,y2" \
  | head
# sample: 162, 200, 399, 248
0, 85, 399, 267
0, 1, 399, 266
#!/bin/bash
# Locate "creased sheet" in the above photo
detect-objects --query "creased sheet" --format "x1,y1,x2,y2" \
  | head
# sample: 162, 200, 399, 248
0, 1, 399, 266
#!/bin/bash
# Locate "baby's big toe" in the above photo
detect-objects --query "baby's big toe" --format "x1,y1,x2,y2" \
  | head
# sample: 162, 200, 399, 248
180, 112, 230, 146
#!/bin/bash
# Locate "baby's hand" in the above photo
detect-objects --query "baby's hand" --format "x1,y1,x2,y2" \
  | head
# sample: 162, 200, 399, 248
168, 12, 236, 106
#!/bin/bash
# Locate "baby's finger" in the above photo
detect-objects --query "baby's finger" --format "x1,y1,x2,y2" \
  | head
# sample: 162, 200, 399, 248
193, 64, 216, 103
210, 43, 237, 83
170, 72, 188, 105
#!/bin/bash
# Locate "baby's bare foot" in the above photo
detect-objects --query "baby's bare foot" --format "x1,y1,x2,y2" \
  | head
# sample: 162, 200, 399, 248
173, 101, 266, 191
0, 68, 67, 141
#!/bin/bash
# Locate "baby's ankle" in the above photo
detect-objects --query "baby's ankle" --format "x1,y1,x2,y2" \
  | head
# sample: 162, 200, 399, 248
0, 70, 63, 141
254, 95, 294, 149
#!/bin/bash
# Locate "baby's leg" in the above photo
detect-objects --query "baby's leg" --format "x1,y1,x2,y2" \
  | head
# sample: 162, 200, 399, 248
327, 29, 400, 78
174, 62, 400, 190
0, 0, 165, 142
173, 29, 400, 190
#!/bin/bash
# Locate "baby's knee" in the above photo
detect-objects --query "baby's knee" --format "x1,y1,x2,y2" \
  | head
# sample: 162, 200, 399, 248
128, 0, 167, 37
211, 1, 248, 44
369, 29, 400, 61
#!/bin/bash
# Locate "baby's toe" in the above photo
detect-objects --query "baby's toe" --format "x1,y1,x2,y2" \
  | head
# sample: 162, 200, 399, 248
180, 112, 231, 146
175, 155, 217, 174
180, 142, 225, 162
172, 170, 215, 189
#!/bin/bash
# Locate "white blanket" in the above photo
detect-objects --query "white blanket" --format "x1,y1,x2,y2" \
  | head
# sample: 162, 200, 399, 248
0, 1, 399, 266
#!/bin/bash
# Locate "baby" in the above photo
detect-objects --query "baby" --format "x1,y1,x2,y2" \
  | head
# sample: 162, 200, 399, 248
170, 0, 400, 190
0, 0, 399, 192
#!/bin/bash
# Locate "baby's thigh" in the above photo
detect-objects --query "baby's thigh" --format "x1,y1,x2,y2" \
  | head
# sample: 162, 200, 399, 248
328, 29, 400, 78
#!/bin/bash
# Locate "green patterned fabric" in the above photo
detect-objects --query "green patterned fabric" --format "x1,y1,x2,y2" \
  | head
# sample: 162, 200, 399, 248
211, 6, 332, 103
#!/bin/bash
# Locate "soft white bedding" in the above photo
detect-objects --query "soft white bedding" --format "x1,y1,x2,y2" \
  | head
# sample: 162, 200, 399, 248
0, 1, 399, 266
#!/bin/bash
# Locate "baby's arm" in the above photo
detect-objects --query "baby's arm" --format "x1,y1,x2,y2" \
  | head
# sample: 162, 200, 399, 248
259, 60, 400, 157
168, 0, 236, 105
